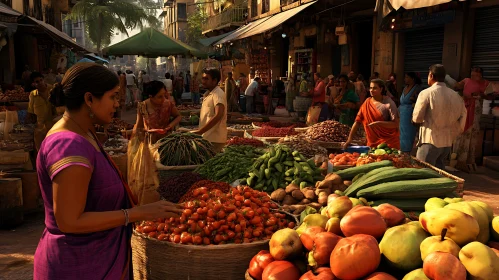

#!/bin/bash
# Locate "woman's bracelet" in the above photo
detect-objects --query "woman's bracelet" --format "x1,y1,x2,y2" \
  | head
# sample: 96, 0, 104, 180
121, 209, 129, 226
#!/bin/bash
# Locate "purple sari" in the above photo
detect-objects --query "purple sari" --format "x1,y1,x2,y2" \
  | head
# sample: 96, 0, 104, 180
34, 131, 132, 280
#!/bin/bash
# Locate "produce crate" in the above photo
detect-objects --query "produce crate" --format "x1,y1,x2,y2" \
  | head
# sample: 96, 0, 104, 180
131, 211, 298, 280
156, 162, 199, 184
244, 130, 282, 144
412, 156, 465, 197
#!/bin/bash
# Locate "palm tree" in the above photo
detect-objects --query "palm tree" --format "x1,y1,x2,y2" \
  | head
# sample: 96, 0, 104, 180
67, 0, 159, 53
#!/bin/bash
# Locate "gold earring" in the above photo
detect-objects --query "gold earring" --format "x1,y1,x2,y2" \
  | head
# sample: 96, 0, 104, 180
89, 107, 94, 118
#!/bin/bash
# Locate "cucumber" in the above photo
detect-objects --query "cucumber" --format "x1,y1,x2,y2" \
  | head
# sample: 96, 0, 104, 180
357, 177, 458, 199
370, 199, 427, 211
335, 160, 393, 180
344, 168, 442, 197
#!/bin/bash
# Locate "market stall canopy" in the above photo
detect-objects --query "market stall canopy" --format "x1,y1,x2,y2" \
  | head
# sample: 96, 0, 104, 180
102, 28, 207, 58
84, 53, 109, 64
375, 0, 453, 28
0, 2, 21, 16
236, 1, 317, 41
23, 16, 89, 52
215, 16, 271, 45
198, 31, 236, 47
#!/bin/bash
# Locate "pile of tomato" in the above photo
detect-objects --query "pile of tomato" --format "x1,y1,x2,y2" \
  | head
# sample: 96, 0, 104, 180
135, 185, 296, 245
328, 152, 360, 166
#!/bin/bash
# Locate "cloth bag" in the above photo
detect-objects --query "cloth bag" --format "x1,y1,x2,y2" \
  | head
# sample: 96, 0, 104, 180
127, 129, 160, 205
306, 105, 322, 126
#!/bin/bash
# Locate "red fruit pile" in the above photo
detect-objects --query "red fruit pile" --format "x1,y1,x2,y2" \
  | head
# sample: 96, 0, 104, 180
135, 186, 296, 245
226, 137, 265, 147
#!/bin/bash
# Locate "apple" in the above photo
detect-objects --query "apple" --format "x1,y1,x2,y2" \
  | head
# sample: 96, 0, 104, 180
262, 261, 301, 280
300, 227, 325, 251
325, 217, 342, 235
299, 268, 336, 280
420, 228, 460, 260
249, 250, 275, 280
423, 252, 466, 280
327, 196, 352, 218
270, 228, 303, 260
311, 232, 342, 266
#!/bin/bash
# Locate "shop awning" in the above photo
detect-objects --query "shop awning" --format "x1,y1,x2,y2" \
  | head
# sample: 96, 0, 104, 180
375, 0, 453, 28
84, 53, 109, 64
198, 31, 236, 47
237, 1, 317, 40
215, 16, 271, 45
24, 16, 89, 52
0, 3, 21, 16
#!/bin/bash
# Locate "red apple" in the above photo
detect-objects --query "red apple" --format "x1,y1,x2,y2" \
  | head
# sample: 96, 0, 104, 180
299, 268, 337, 280
249, 250, 275, 280
312, 232, 342, 266
300, 226, 325, 251
262, 261, 301, 280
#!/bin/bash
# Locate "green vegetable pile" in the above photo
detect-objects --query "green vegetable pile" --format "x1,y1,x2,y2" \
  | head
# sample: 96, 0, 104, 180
156, 133, 216, 166
195, 145, 265, 183
242, 145, 325, 193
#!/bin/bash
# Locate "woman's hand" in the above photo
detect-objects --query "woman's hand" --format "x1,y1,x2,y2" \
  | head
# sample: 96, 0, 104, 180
343, 140, 352, 150
131, 200, 183, 221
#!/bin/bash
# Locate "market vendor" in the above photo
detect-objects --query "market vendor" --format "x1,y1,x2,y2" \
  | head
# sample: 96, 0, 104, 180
192, 68, 227, 153
133, 80, 182, 144
344, 79, 400, 150
312, 72, 329, 122
28, 72, 56, 151
332, 74, 360, 126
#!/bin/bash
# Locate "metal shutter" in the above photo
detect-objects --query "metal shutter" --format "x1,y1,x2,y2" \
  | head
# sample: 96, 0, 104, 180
472, 6, 499, 81
404, 27, 445, 85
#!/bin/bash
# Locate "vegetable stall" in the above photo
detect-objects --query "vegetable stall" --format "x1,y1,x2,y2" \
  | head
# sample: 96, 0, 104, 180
99, 117, 499, 280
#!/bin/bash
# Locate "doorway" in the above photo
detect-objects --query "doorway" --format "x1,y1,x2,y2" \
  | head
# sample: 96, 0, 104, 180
357, 20, 373, 80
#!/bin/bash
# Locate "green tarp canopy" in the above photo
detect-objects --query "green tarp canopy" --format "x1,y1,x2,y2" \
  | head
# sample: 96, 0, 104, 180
198, 31, 236, 47
103, 28, 206, 58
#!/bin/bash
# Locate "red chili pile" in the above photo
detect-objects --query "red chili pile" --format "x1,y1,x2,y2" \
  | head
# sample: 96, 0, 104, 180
157, 172, 205, 203
179, 180, 232, 202
136, 186, 295, 245
252, 127, 298, 137
254, 121, 307, 128
226, 137, 265, 147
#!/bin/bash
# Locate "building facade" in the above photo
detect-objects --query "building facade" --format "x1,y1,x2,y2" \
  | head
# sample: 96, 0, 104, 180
163, 0, 195, 42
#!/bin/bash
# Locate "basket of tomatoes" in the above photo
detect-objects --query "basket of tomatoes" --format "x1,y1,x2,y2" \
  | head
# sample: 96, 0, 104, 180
132, 185, 298, 280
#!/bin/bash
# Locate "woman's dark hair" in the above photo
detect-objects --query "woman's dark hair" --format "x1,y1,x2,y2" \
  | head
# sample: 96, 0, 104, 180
471, 66, 484, 75
30, 71, 44, 82
49, 63, 119, 111
386, 81, 397, 97
370, 78, 388, 96
165, 72, 171, 79
143, 81, 166, 100
357, 74, 364, 81
338, 74, 349, 83
117, 70, 122, 75
405, 72, 422, 85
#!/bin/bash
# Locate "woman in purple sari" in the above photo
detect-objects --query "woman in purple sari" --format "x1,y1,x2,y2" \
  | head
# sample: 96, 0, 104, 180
34, 63, 182, 280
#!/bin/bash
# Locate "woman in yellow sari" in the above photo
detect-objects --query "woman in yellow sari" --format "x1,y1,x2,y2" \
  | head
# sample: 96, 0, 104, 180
344, 79, 400, 149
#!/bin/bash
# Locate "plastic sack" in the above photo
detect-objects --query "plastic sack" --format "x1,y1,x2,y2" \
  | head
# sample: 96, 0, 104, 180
127, 130, 160, 205
306, 105, 322, 126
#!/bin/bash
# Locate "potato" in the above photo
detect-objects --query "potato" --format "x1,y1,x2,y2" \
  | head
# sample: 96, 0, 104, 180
300, 199, 312, 205
343, 180, 352, 186
281, 205, 291, 212
315, 188, 331, 197
285, 183, 300, 194
270, 189, 286, 202
282, 194, 299, 206
318, 192, 329, 206
317, 179, 334, 190
309, 202, 322, 210
291, 189, 305, 201
324, 173, 342, 185
302, 188, 316, 200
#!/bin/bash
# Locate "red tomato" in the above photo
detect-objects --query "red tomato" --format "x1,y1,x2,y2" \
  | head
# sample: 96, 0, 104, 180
156, 223, 165, 232
183, 209, 192, 217
192, 235, 203, 245
191, 213, 200, 221
262, 261, 300, 280
288, 222, 296, 229
180, 232, 192, 244
207, 209, 216, 218
251, 216, 262, 225
148, 232, 157, 238
157, 233, 168, 241
173, 234, 181, 243
214, 234, 223, 244
142, 226, 156, 233
217, 210, 226, 219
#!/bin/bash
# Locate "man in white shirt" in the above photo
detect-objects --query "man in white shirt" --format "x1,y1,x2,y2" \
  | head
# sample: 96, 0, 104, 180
164, 72, 173, 98
193, 69, 227, 153
244, 77, 260, 114
412, 64, 467, 170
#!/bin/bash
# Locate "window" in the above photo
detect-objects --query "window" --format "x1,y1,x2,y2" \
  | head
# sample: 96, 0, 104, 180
73, 21, 79, 28
251, 0, 257, 18
177, 3, 187, 20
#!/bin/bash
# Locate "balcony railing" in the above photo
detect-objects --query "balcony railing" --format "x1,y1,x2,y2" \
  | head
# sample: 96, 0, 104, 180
202, 6, 248, 33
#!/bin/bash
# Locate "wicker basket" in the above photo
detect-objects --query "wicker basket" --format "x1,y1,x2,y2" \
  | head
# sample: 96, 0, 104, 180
156, 162, 199, 184
132, 212, 298, 280
243, 130, 282, 143
411, 156, 465, 197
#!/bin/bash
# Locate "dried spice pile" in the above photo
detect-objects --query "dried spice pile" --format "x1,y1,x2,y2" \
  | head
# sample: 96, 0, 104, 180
278, 135, 327, 158
157, 172, 205, 202
304, 120, 351, 142
156, 133, 216, 166
254, 121, 307, 128
226, 137, 265, 147
252, 127, 298, 138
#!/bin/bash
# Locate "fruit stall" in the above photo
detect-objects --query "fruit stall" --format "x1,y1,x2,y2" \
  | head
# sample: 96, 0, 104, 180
123, 117, 499, 280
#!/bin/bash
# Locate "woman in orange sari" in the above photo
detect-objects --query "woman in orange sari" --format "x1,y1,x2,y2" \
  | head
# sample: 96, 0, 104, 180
344, 79, 400, 149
